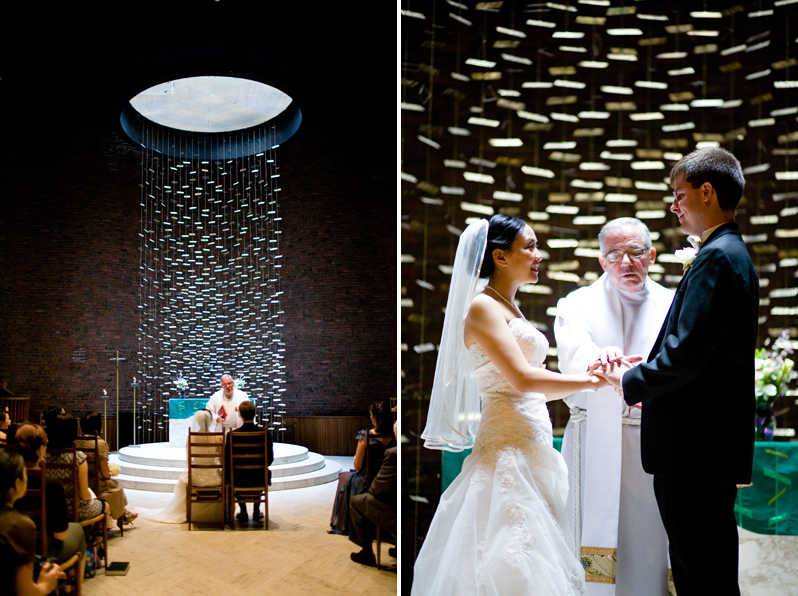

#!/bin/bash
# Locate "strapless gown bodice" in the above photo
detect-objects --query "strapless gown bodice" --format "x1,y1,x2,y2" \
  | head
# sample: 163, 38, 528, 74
412, 318, 586, 596
469, 318, 555, 457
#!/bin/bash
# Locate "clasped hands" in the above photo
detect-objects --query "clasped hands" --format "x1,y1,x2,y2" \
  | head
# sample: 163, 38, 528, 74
587, 346, 642, 397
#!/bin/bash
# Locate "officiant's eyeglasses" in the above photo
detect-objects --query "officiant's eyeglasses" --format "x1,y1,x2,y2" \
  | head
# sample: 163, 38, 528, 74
603, 248, 649, 263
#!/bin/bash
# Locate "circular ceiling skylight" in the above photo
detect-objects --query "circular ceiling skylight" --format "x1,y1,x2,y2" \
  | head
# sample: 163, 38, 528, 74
129, 75, 293, 133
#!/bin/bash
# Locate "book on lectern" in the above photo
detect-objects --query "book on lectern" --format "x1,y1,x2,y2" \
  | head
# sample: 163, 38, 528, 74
106, 562, 130, 576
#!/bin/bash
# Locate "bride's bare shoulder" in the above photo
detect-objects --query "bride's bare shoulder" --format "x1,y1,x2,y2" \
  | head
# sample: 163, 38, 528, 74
469, 291, 497, 312
466, 293, 508, 333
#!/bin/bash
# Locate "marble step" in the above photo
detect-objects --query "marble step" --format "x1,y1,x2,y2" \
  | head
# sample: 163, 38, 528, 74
116, 442, 308, 468
109, 450, 328, 480
109, 442, 341, 492
113, 458, 341, 492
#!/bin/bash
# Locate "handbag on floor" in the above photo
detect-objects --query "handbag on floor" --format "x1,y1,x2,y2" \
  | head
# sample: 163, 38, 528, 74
84, 547, 96, 578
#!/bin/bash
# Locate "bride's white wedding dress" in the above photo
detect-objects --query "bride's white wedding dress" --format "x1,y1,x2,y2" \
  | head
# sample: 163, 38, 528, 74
135, 435, 224, 524
412, 318, 586, 596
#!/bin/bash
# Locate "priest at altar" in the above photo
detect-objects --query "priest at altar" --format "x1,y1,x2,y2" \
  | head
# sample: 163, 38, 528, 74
206, 374, 250, 433
554, 218, 675, 595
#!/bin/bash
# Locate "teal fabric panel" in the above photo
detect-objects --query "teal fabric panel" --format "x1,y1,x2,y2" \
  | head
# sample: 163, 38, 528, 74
736, 442, 798, 536
168, 398, 207, 419
441, 437, 563, 493
441, 438, 797, 536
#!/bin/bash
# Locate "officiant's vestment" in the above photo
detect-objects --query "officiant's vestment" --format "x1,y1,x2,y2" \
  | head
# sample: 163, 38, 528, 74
206, 388, 249, 431
622, 223, 759, 595
555, 273, 674, 596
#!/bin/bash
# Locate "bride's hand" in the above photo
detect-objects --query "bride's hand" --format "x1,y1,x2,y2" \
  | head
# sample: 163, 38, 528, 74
586, 373, 609, 390
594, 360, 630, 395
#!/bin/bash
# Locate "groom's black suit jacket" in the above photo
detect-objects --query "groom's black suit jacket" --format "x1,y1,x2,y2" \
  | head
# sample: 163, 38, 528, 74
622, 223, 759, 484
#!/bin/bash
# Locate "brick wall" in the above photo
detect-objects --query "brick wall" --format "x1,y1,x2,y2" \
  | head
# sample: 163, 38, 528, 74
0, 110, 395, 423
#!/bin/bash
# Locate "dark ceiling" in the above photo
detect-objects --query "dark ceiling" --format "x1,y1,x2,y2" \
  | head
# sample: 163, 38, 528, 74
401, 0, 798, 393
1, 1, 394, 150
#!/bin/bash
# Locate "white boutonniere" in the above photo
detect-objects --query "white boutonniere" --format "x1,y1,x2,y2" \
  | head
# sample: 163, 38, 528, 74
674, 236, 701, 273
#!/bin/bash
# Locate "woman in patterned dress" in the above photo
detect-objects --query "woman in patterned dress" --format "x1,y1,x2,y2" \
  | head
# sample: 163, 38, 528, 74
44, 413, 110, 524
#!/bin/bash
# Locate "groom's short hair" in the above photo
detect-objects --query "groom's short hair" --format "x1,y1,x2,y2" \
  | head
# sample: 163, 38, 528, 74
238, 400, 256, 422
670, 147, 745, 212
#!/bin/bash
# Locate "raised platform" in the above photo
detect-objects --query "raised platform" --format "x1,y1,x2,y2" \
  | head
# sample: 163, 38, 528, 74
110, 442, 341, 492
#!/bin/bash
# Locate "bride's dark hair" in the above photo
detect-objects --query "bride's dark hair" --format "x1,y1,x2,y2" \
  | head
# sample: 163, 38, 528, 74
479, 214, 526, 278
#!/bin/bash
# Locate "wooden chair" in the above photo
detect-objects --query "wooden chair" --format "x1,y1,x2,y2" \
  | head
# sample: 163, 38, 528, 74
17, 462, 83, 595
57, 553, 83, 595
186, 430, 225, 530
74, 433, 100, 495
46, 446, 108, 569
226, 430, 269, 530
16, 463, 48, 556
75, 432, 127, 536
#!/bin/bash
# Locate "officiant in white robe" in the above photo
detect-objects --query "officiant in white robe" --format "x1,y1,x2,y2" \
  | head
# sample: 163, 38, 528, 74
554, 218, 675, 596
206, 374, 250, 432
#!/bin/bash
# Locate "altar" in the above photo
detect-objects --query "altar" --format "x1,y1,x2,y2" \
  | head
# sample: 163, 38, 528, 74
168, 398, 207, 447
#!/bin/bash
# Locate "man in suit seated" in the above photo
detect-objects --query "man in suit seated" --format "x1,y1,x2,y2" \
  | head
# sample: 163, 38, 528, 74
227, 400, 273, 522
348, 421, 397, 567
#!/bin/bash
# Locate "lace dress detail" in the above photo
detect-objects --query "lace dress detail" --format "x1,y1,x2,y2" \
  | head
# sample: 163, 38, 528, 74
412, 318, 586, 596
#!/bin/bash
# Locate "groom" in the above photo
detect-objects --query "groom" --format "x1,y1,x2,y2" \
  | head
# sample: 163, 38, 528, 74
598, 147, 759, 596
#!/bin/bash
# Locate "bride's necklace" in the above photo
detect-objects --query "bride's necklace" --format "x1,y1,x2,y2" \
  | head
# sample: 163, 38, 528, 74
485, 285, 525, 319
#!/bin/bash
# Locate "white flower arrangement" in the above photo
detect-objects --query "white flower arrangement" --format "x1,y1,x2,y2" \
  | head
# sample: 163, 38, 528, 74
173, 374, 189, 391
234, 378, 246, 389
755, 330, 795, 405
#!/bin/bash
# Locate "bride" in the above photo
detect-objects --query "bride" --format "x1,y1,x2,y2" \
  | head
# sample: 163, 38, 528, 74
136, 409, 223, 524
412, 215, 607, 596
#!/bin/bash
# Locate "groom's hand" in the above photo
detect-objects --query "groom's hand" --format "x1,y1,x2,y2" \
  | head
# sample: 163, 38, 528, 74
594, 361, 631, 397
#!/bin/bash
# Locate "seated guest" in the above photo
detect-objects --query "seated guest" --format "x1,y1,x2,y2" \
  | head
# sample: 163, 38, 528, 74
1, 448, 65, 596
42, 406, 64, 429
2, 422, 22, 447
329, 400, 396, 535
228, 400, 273, 522
14, 424, 86, 585
76, 412, 138, 528
44, 413, 110, 524
0, 409, 10, 444
348, 421, 398, 567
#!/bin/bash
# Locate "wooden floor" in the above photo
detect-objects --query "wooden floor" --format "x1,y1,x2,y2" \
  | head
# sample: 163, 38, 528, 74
84, 457, 396, 596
